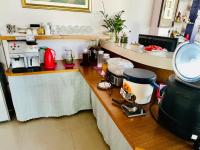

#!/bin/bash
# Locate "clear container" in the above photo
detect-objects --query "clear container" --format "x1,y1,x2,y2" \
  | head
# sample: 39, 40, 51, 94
103, 53, 110, 63
101, 53, 110, 77
97, 50, 104, 68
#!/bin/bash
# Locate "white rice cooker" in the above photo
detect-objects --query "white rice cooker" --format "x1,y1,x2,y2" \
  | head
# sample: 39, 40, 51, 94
120, 68, 158, 105
107, 58, 134, 86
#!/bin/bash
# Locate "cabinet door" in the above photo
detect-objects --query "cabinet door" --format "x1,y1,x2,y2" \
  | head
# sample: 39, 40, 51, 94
0, 84, 9, 122
91, 91, 132, 150
8, 72, 91, 121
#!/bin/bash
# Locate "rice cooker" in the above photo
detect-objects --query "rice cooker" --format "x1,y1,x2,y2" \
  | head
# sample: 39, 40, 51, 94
158, 41, 200, 144
121, 68, 158, 104
107, 58, 134, 86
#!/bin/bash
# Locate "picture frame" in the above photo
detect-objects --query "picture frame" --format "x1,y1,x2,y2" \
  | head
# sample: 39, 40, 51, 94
158, 0, 179, 27
21, 0, 91, 13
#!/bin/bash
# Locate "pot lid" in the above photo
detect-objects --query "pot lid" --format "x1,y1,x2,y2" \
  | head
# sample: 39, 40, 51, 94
107, 58, 134, 76
173, 42, 200, 82
123, 68, 157, 84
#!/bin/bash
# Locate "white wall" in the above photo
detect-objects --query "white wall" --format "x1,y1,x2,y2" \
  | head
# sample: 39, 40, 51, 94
127, 0, 154, 42
0, 0, 129, 31
0, 0, 154, 59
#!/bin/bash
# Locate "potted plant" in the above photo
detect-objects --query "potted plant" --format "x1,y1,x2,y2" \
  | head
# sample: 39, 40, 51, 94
112, 10, 126, 42
100, 11, 115, 41
100, 9, 126, 43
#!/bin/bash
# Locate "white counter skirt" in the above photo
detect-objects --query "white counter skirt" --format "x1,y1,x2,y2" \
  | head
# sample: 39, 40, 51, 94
8, 71, 132, 150
8, 72, 92, 122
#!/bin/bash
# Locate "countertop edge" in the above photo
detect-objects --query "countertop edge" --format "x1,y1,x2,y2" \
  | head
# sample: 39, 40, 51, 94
100, 40, 174, 71
79, 68, 135, 149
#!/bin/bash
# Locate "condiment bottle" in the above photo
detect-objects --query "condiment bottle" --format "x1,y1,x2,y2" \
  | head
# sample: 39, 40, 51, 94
101, 53, 110, 77
44, 24, 51, 35
97, 50, 104, 68
37, 25, 45, 35
81, 48, 90, 66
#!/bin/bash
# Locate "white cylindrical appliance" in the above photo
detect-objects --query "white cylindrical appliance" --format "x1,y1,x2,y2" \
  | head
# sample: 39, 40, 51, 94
121, 68, 157, 104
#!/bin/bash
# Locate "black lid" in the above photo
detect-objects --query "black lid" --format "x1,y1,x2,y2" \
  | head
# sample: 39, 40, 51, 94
123, 68, 157, 84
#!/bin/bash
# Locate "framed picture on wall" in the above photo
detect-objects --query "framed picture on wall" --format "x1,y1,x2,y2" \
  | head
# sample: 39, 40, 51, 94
158, 0, 179, 27
22, 0, 91, 13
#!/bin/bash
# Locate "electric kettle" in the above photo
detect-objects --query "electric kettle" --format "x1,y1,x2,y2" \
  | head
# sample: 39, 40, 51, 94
44, 48, 56, 70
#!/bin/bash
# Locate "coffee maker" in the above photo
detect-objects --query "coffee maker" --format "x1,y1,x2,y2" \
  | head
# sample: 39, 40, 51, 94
8, 41, 41, 73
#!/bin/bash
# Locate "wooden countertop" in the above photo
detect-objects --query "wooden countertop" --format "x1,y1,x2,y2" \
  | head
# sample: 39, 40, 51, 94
0, 34, 109, 41
5, 60, 80, 76
101, 40, 174, 71
6, 60, 192, 149
79, 66, 192, 150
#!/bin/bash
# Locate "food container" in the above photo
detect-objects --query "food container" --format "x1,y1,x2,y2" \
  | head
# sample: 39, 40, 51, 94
121, 68, 157, 104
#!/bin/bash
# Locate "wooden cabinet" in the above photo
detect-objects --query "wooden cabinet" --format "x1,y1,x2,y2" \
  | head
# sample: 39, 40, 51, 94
91, 91, 132, 150
8, 72, 91, 121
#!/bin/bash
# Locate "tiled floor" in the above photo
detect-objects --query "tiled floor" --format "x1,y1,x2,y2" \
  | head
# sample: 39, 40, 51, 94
0, 111, 109, 150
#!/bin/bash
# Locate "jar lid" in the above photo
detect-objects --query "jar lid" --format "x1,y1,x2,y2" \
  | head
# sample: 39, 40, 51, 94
83, 48, 88, 53
173, 42, 200, 82
107, 58, 134, 76
123, 68, 157, 84
103, 53, 110, 58
98, 50, 104, 54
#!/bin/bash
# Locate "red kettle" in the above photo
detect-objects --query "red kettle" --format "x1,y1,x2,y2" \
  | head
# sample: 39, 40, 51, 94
44, 48, 56, 70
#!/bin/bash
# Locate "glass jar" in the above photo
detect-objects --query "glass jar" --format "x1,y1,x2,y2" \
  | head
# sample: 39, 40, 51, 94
101, 53, 110, 77
103, 53, 110, 63
65, 49, 74, 64
97, 50, 104, 68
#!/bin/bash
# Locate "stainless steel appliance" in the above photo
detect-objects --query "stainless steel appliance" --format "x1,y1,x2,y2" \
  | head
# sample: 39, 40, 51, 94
8, 41, 41, 73
107, 71, 123, 87
107, 58, 134, 86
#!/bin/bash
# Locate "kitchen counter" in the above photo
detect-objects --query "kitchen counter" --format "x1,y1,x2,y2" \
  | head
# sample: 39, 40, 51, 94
6, 61, 192, 149
0, 34, 109, 41
79, 65, 192, 150
100, 40, 174, 71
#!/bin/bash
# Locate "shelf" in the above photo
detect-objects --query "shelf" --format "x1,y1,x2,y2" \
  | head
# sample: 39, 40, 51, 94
174, 21, 194, 25
101, 40, 174, 71
6, 60, 80, 76
0, 34, 109, 41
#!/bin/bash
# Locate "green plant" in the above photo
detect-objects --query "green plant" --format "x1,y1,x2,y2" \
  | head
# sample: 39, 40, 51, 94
100, 9, 126, 33
112, 10, 126, 33
100, 10, 115, 32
